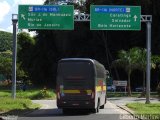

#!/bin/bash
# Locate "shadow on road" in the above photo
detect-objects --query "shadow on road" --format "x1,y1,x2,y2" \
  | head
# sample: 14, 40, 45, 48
24, 108, 92, 117
17, 108, 122, 120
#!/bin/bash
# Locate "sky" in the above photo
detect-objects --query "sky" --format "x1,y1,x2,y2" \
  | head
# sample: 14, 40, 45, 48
0, 0, 45, 34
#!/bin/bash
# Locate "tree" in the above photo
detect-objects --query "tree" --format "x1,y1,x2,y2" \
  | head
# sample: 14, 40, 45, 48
0, 51, 12, 79
17, 32, 36, 82
112, 47, 140, 96
135, 48, 160, 96
0, 31, 12, 52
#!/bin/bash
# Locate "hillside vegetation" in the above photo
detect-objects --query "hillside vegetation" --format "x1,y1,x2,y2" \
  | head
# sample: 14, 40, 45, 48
0, 31, 12, 52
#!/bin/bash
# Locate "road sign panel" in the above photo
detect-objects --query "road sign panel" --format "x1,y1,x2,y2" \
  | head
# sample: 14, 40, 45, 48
90, 5, 141, 30
18, 5, 74, 30
113, 81, 127, 86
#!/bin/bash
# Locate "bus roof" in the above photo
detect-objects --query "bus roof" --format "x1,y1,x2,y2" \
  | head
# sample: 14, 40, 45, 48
59, 58, 105, 69
59, 58, 95, 62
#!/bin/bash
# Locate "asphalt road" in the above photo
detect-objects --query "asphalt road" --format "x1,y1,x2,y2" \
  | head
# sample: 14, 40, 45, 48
17, 100, 137, 120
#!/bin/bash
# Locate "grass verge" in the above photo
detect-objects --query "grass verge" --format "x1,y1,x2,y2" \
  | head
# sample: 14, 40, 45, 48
0, 89, 56, 100
0, 97, 40, 115
126, 102, 160, 120
107, 92, 158, 98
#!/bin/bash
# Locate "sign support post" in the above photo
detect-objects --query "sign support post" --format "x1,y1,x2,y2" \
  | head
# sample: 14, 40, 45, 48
146, 20, 152, 104
11, 14, 18, 99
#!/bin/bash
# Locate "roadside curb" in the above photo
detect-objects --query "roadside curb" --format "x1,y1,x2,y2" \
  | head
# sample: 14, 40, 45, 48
117, 105, 142, 120
0, 108, 39, 118
20, 108, 39, 116
117, 105, 134, 114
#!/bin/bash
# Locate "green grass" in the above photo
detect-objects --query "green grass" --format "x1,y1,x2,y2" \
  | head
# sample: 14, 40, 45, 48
0, 90, 10, 97
127, 103, 160, 119
0, 87, 55, 114
0, 97, 40, 114
0, 89, 56, 100
107, 92, 158, 98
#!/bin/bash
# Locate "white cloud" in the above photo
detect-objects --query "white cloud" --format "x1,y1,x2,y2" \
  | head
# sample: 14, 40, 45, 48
12, 0, 45, 11
0, 28, 5, 31
6, 25, 13, 33
0, 1, 11, 23
1, 0, 45, 33
14, 0, 45, 5
0, 25, 13, 33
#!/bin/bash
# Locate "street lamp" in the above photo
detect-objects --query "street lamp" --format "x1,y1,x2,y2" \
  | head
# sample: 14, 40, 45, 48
12, 14, 18, 99
12, 14, 18, 21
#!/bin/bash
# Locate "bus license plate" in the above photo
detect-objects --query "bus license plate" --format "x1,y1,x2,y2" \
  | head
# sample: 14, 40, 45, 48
72, 103, 79, 106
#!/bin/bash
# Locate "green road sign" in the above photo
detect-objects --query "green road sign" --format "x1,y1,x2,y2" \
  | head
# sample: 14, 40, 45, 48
90, 5, 141, 30
18, 5, 74, 30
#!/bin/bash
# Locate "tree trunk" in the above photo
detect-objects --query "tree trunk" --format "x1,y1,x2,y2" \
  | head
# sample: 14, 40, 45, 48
127, 71, 131, 96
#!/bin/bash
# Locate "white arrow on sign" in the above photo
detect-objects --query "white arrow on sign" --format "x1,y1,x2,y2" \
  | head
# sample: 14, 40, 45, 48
21, 14, 25, 20
133, 15, 138, 22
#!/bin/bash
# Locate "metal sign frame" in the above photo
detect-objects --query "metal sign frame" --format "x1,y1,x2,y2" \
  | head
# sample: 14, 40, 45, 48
74, 14, 152, 22
75, 14, 152, 104
12, 13, 152, 104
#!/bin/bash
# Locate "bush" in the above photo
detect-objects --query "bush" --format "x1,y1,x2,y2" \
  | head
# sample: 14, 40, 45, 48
0, 88, 56, 100
29, 88, 54, 100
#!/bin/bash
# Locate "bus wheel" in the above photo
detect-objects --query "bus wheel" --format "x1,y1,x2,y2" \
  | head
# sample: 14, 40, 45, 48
100, 104, 104, 109
94, 100, 100, 113
105, 96, 107, 103
63, 108, 69, 114
97, 100, 100, 112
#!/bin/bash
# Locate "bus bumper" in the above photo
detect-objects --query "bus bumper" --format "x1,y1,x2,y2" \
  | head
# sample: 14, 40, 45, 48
57, 100, 95, 109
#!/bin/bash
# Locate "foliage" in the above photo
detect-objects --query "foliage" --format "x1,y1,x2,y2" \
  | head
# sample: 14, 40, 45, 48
112, 47, 141, 96
0, 51, 12, 79
17, 32, 36, 81
16, 63, 28, 81
0, 50, 27, 81
136, 48, 160, 72
130, 48, 159, 96
29, 88, 54, 100
0, 31, 12, 52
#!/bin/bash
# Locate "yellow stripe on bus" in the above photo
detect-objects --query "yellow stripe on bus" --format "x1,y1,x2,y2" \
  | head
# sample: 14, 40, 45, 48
96, 86, 102, 92
86, 90, 92, 94
96, 86, 106, 91
63, 90, 80, 93
63, 90, 92, 94
103, 86, 106, 90
63, 87, 106, 93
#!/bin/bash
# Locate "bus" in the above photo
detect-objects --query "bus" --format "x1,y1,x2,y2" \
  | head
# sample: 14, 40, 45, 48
56, 58, 107, 113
